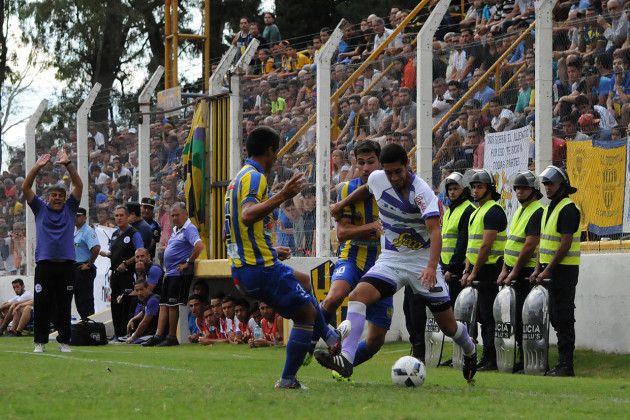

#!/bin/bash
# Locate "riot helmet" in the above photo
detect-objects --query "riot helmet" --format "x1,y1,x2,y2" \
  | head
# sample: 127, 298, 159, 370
464, 168, 501, 201
539, 165, 577, 196
509, 170, 543, 202
439, 171, 470, 204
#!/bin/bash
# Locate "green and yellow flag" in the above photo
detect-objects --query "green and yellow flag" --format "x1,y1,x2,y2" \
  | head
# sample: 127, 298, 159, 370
182, 101, 209, 258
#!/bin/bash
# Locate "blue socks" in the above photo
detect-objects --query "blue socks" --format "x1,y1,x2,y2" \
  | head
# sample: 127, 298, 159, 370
282, 322, 314, 380
353, 339, 377, 366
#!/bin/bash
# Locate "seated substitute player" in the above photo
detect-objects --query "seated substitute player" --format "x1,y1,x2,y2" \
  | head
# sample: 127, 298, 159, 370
125, 280, 160, 344
250, 301, 284, 347
199, 304, 229, 345
318, 143, 478, 382
187, 294, 207, 344
221, 295, 242, 343
306, 140, 393, 372
0, 278, 34, 335
234, 298, 257, 344
224, 126, 342, 390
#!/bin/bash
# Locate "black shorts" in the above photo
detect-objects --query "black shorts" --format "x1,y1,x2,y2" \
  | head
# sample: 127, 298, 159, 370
160, 274, 193, 306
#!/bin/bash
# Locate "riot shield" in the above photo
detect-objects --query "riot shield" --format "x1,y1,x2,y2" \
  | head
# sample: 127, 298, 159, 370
424, 307, 444, 367
522, 285, 550, 375
493, 284, 516, 373
452, 286, 478, 370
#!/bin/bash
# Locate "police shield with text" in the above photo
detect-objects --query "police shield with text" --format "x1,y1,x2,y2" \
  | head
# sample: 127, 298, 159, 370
462, 169, 507, 372
495, 170, 544, 373
529, 166, 581, 377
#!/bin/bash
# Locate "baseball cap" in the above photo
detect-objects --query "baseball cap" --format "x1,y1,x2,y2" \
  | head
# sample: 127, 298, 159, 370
140, 197, 156, 208
95, 193, 107, 204
578, 113, 600, 126
77, 207, 87, 216
128, 127, 137, 134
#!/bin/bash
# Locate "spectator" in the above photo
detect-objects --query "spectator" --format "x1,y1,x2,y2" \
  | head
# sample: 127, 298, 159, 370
263, 12, 281, 44
279, 44, 310, 79
0, 278, 34, 335
372, 17, 403, 58
611, 124, 627, 139
607, 52, 630, 125
577, 113, 612, 140
599, 0, 628, 52
471, 68, 495, 107
277, 199, 299, 253
208, 292, 228, 340
338, 24, 360, 64
445, 32, 466, 82
574, 94, 617, 130
140, 197, 161, 259
96, 207, 115, 228
294, 186, 316, 256
11, 221, 26, 274
489, 95, 516, 132
395, 87, 417, 134
100, 205, 143, 341
89, 125, 106, 149
457, 28, 483, 82
125, 280, 161, 344
142, 202, 204, 347
432, 78, 453, 127
248, 22, 269, 51
232, 16, 251, 55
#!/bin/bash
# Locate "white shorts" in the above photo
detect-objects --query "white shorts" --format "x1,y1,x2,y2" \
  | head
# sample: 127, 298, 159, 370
362, 252, 450, 302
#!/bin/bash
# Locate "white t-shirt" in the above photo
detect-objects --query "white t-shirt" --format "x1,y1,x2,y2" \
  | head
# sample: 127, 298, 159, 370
367, 170, 441, 259
8, 290, 34, 304
491, 108, 516, 132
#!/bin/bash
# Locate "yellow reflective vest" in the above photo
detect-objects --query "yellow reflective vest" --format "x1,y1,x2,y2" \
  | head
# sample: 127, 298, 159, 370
504, 201, 544, 268
539, 197, 582, 265
466, 200, 507, 266
441, 200, 476, 266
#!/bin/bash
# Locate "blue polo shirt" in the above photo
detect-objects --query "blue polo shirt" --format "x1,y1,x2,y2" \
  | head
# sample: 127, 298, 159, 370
74, 223, 100, 263
146, 264, 163, 287
28, 194, 79, 262
163, 219, 201, 276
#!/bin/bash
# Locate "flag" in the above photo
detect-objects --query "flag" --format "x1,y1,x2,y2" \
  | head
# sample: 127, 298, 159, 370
567, 138, 627, 236
183, 101, 209, 258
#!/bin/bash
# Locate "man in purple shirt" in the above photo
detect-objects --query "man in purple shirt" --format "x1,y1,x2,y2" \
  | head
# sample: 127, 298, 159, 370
142, 202, 204, 347
23, 150, 83, 353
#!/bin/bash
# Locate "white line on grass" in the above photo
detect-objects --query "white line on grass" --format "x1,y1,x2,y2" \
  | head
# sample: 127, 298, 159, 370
4, 350, 194, 373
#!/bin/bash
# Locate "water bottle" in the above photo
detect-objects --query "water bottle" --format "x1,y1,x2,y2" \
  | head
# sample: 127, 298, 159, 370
253, 325, 263, 340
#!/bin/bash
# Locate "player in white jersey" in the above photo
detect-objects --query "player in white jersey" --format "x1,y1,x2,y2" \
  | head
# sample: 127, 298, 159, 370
315, 144, 478, 382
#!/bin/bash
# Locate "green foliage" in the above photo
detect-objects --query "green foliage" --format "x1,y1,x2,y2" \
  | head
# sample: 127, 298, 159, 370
1, 339, 629, 419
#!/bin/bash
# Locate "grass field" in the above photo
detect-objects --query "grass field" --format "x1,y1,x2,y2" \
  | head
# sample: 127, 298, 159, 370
1, 338, 629, 419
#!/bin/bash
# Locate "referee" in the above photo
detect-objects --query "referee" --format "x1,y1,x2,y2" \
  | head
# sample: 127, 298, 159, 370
23, 150, 82, 353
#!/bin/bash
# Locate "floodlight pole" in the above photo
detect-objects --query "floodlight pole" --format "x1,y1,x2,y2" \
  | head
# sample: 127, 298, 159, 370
417, 0, 449, 185
230, 40, 259, 179
138, 66, 164, 199
535, 0, 554, 174
315, 20, 346, 258
25, 99, 48, 276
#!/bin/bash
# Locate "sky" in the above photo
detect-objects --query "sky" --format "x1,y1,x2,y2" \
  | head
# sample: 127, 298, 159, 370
2, 2, 275, 169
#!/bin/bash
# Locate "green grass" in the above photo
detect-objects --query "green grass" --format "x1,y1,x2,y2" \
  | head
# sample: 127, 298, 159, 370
1, 338, 629, 419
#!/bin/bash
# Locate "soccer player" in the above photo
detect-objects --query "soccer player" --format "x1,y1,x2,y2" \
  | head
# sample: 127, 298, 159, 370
317, 143, 478, 382
307, 140, 393, 373
224, 126, 341, 389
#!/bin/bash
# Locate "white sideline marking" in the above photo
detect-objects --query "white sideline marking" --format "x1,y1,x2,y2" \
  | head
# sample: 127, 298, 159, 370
4, 350, 193, 373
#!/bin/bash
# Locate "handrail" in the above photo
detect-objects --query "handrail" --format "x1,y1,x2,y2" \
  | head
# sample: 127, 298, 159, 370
407, 21, 535, 162
278, 0, 432, 159
481, 63, 527, 114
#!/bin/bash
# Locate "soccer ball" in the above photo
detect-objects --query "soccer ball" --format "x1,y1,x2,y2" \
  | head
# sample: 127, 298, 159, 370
391, 356, 426, 387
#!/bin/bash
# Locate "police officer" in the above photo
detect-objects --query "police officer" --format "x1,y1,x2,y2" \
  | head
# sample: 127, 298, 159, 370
73, 207, 101, 319
441, 172, 476, 307
462, 169, 507, 371
99, 205, 144, 340
531, 166, 581, 377
496, 171, 544, 372
141, 197, 161, 260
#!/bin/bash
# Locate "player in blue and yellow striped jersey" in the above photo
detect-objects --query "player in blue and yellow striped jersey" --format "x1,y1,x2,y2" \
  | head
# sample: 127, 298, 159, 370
224, 126, 342, 390
307, 141, 394, 373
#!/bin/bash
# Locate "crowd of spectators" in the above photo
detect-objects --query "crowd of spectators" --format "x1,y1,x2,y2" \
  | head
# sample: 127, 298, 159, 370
232, 0, 630, 251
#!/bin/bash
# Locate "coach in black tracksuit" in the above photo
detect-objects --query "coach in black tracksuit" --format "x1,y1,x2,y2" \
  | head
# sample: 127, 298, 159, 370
100, 205, 143, 339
